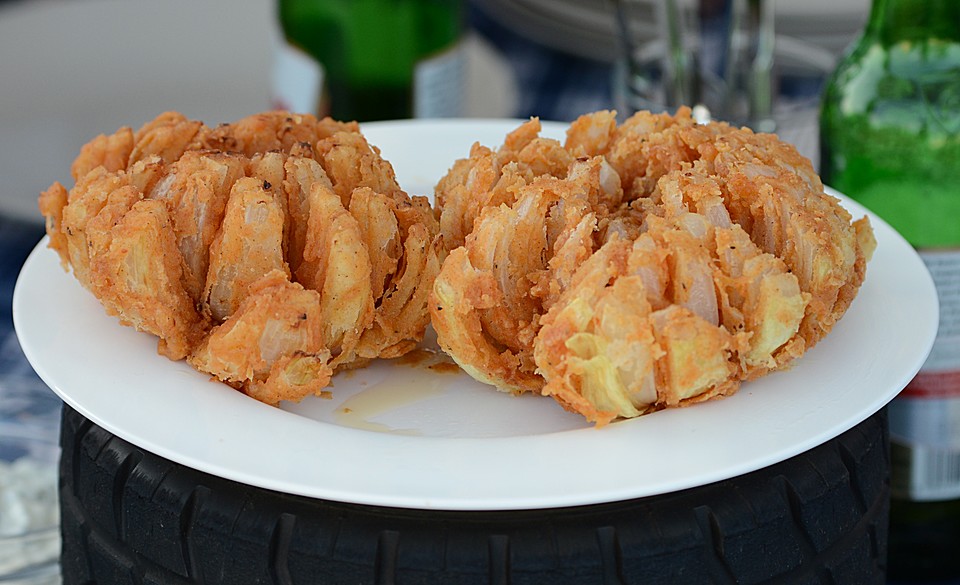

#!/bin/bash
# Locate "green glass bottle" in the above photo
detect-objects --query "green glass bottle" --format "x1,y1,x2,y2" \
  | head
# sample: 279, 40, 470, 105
273, 0, 464, 122
820, 0, 960, 581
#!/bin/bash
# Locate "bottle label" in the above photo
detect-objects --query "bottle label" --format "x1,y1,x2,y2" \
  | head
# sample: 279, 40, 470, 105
414, 43, 465, 119
271, 40, 324, 116
890, 249, 960, 501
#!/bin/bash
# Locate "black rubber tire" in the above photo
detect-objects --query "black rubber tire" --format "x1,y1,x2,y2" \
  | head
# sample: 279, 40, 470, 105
59, 404, 889, 584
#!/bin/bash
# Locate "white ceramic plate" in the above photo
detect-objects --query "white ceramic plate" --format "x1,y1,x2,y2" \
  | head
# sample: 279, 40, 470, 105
14, 119, 937, 511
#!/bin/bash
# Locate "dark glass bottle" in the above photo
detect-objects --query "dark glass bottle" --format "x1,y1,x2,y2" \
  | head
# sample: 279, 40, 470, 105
820, 0, 960, 581
273, 0, 464, 122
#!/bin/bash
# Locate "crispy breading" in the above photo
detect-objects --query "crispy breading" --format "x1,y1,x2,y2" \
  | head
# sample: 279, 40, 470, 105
39, 111, 438, 407
38, 108, 872, 421
314, 130, 404, 207
295, 182, 375, 365
94, 199, 205, 360
37, 182, 69, 269
148, 150, 247, 302
70, 127, 134, 182
204, 177, 289, 322
198, 111, 319, 157
129, 111, 204, 167
189, 270, 332, 405
434, 118, 581, 253
432, 108, 874, 425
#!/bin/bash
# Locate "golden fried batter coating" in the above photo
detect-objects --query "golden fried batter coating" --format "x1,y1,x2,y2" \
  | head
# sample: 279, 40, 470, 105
354, 191, 444, 360
70, 127, 134, 182
37, 182, 69, 269
40, 111, 440, 406
296, 181, 375, 365
434, 118, 578, 253
431, 107, 874, 425
198, 111, 336, 158
315, 131, 404, 207
40, 107, 873, 423
129, 111, 204, 167
189, 270, 333, 406
149, 151, 247, 302
204, 177, 289, 323
93, 199, 206, 361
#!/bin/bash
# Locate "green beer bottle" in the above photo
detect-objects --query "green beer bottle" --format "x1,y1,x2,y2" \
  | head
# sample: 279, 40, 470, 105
273, 0, 464, 121
820, 0, 960, 580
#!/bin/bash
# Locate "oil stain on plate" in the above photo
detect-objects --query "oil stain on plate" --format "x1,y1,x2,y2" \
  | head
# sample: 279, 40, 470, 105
332, 349, 458, 435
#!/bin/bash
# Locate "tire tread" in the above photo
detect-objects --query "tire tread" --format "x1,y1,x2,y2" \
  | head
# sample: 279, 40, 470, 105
59, 406, 890, 584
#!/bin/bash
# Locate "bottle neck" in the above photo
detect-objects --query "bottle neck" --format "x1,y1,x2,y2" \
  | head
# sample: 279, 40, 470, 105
865, 0, 960, 43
